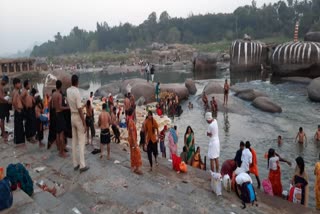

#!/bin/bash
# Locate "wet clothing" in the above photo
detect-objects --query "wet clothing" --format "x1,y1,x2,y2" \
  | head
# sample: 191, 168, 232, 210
48, 107, 56, 143
85, 115, 95, 138
56, 112, 67, 134
36, 118, 43, 141
314, 162, 320, 209
0, 103, 7, 119
24, 107, 37, 139
14, 110, 25, 144
100, 128, 111, 145
128, 118, 142, 168
292, 175, 308, 206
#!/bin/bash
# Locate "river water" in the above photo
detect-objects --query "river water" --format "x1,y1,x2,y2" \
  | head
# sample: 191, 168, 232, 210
25, 63, 320, 207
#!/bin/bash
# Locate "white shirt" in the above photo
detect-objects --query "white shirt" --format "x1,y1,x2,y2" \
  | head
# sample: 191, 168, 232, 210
66, 86, 82, 113
236, 172, 253, 185
207, 120, 219, 142
241, 148, 252, 172
269, 156, 279, 171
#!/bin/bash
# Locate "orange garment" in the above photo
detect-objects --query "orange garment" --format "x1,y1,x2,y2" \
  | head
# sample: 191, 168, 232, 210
314, 162, 320, 209
43, 96, 48, 109
192, 153, 201, 168
144, 118, 158, 144
128, 119, 142, 168
249, 148, 259, 176
269, 165, 282, 197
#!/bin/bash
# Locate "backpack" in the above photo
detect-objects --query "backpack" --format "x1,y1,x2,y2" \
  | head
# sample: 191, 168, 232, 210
240, 182, 257, 209
0, 177, 13, 211
6, 163, 34, 196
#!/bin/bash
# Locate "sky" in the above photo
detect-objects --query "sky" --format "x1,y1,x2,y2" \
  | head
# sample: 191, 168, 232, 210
0, 0, 279, 56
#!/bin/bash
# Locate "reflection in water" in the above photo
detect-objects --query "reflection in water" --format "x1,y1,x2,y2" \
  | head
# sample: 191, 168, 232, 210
223, 110, 230, 134
230, 70, 263, 85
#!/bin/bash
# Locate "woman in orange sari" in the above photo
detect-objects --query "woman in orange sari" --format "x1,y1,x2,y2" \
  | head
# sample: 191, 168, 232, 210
249, 147, 261, 189
267, 148, 291, 197
127, 108, 142, 175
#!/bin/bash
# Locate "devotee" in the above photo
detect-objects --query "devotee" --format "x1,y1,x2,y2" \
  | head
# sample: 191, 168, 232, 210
314, 155, 320, 210
144, 111, 159, 171
248, 143, 261, 189
206, 112, 220, 172
0, 75, 9, 141
159, 125, 167, 158
12, 78, 25, 145
184, 126, 195, 163
314, 125, 320, 142
267, 148, 291, 196
295, 127, 307, 145
234, 141, 245, 167
85, 100, 95, 145
127, 108, 142, 175
98, 103, 111, 160
291, 156, 309, 207
52, 80, 69, 158
168, 125, 178, 157
240, 141, 252, 173
35, 96, 45, 147
111, 107, 120, 143
48, 89, 57, 149
223, 79, 229, 106
191, 147, 205, 170
180, 146, 188, 163
155, 82, 160, 102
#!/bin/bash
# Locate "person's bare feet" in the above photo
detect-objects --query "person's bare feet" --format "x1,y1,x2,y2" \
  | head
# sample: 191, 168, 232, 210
59, 153, 69, 158
107, 155, 110, 160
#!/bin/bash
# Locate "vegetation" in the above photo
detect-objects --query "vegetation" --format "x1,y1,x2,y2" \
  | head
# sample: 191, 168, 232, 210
31, 0, 320, 57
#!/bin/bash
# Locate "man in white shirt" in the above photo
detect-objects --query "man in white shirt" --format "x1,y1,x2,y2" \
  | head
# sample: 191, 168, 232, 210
67, 75, 89, 173
241, 141, 252, 173
206, 112, 220, 172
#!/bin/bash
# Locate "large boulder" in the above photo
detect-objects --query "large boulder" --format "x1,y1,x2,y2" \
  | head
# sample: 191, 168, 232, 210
43, 72, 71, 96
307, 77, 320, 102
161, 83, 189, 100
252, 97, 282, 113
94, 82, 121, 97
121, 78, 155, 103
280, 77, 312, 84
235, 89, 268, 101
203, 81, 224, 94
271, 41, 320, 78
185, 79, 197, 95
304, 32, 320, 43
193, 52, 219, 72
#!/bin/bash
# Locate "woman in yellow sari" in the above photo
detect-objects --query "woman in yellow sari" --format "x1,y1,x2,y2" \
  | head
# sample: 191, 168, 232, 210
314, 157, 320, 209
127, 108, 142, 175
184, 126, 195, 162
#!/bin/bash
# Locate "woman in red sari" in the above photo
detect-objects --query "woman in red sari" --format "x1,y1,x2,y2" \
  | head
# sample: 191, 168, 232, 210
267, 148, 291, 196
127, 108, 142, 175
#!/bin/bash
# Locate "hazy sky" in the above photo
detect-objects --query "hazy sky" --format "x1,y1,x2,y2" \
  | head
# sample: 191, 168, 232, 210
0, 0, 279, 55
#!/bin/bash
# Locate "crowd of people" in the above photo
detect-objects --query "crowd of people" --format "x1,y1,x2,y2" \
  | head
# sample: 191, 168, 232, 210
2, 73, 320, 210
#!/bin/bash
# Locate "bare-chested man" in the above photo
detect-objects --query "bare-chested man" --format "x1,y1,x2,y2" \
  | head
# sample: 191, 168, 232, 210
295, 127, 307, 145
0, 76, 9, 141
223, 79, 230, 106
52, 80, 69, 157
98, 103, 112, 159
22, 80, 37, 143
124, 93, 131, 117
12, 78, 25, 145
111, 106, 120, 143
314, 125, 320, 142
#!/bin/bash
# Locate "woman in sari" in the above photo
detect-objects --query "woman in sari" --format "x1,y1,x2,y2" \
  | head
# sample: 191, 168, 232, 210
127, 108, 142, 175
168, 126, 178, 157
314, 157, 320, 210
291, 156, 308, 207
267, 148, 291, 197
191, 147, 205, 169
184, 126, 195, 162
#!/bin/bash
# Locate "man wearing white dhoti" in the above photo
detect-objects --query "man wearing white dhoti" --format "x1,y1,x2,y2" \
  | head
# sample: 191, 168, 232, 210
206, 112, 220, 172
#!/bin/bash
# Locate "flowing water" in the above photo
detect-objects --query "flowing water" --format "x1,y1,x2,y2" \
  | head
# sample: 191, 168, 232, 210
25, 64, 320, 207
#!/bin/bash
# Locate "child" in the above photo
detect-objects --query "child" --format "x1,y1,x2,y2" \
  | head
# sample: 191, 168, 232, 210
314, 125, 320, 142
159, 125, 168, 158
35, 97, 45, 147
295, 127, 307, 145
277, 135, 282, 145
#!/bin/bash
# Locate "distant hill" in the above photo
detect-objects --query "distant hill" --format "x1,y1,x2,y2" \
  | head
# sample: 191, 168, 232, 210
31, 0, 320, 57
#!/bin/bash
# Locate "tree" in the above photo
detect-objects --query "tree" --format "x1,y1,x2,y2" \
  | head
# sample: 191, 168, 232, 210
159, 11, 170, 23
167, 27, 181, 43
88, 40, 98, 52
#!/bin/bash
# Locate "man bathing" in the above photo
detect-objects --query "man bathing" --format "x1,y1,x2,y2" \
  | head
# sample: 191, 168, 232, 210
295, 127, 307, 145
98, 103, 112, 159
52, 80, 69, 157
314, 125, 320, 142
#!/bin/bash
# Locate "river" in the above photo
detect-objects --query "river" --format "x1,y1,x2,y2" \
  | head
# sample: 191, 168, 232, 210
23, 63, 320, 207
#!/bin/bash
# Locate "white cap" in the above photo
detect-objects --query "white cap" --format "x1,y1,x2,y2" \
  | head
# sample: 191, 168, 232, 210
205, 112, 213, 121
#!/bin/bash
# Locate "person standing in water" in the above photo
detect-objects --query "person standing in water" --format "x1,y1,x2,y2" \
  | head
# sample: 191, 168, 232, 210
223, 79, 229, 106
314, 125, 320, 143
295, 127, 307, 145
206, 112, 220, 172
150, 65, 155, 83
